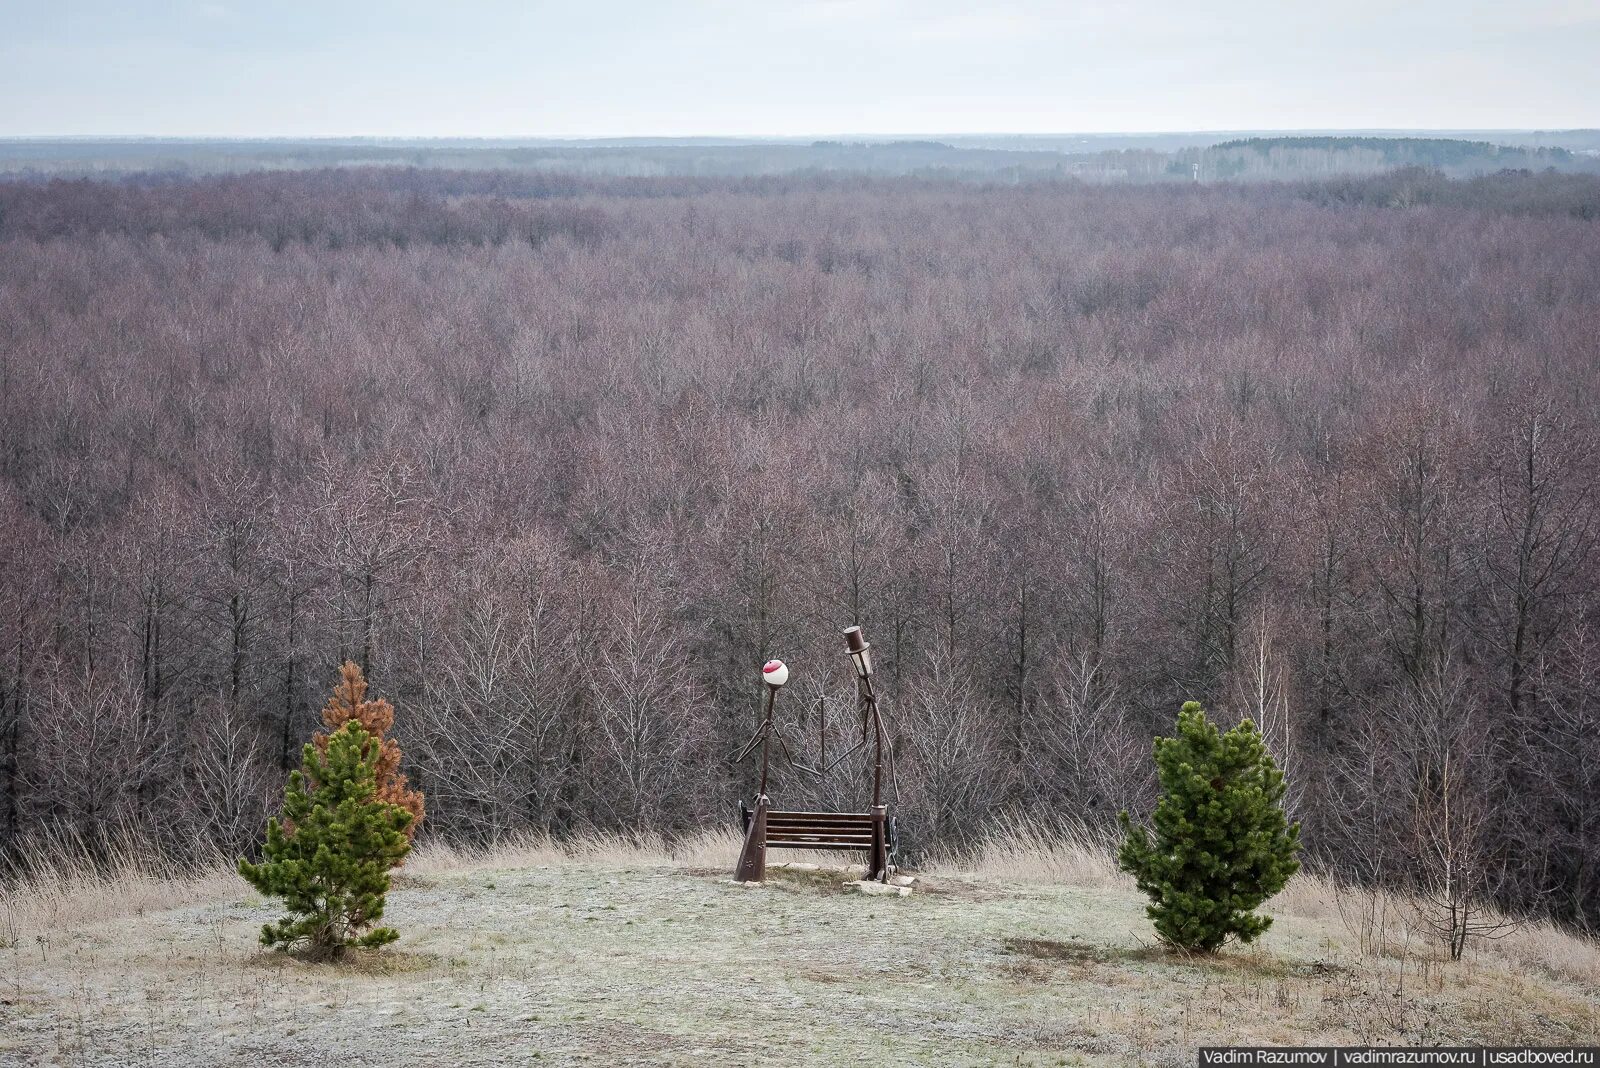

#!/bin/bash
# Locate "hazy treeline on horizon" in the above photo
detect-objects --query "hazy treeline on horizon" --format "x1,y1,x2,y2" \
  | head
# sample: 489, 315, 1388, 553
2, 130, 1597, 182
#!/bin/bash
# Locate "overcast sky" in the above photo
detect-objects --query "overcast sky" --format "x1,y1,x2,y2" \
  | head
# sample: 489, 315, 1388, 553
3, 0, 1595, 138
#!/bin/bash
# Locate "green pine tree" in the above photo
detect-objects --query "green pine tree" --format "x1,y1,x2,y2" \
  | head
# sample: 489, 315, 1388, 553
1118, 701, 1301, 953
239, 720, 414, 960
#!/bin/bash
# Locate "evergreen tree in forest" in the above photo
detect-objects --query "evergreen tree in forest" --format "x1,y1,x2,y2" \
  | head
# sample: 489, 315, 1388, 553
315, 660, 424, 845
1118, 701, 1301, 952
239, 720, 413, 959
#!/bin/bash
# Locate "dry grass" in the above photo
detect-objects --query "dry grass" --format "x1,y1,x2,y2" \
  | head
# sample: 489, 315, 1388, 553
1307, 875, 1600, 988
1, 826, 239, 941
0, 827, 741, 939
404, 825, 889, 881
3, 825, 833, 938
403, 827, 731, 876
929, 817, 1129, 889
1495, 922, 1600, 986
10, 819, 1597, 992
932, 822, 1600, 989
4, 821, 1599, 1066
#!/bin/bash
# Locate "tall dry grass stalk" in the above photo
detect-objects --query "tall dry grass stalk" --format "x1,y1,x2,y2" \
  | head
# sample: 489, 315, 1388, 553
402, 826, 746, 876
927, 817, 1129, 888
1, 822, 238, 939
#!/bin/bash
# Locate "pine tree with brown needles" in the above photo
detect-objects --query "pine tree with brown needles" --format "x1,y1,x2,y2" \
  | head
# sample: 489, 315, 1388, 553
313, 661, 424, 844
240, 720, 413, 960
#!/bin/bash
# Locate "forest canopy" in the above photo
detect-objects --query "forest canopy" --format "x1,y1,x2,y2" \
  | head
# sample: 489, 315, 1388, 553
1, 166, 1598, 931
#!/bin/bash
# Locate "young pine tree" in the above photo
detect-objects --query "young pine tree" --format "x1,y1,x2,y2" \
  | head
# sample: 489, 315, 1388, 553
1118, 701, 1301, 953
239, 720, 413, 959
315, 661, 424, 842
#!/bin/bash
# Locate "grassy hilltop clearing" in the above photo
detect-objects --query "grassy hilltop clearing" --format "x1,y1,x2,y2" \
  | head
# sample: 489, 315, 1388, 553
3, 831, 1596, 1067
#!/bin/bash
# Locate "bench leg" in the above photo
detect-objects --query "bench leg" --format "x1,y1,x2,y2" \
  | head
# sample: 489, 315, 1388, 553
734, 795, 769, 883
868, 804, 889, 882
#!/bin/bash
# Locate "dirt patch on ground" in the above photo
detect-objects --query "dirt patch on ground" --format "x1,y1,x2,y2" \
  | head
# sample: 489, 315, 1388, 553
897, 872, 1012, 902
761, 865, 859, 894
1006, 935, 1353, 980
240, 946, 445, 977
1007, 935, 1117, 964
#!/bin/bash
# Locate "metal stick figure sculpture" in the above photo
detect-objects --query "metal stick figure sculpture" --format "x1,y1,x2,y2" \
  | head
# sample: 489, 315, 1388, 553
732, 628, 900, 884
844, 625, 900, 829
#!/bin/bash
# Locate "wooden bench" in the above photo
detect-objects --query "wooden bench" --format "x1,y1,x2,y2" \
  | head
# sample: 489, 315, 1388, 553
736, 799, 896, 882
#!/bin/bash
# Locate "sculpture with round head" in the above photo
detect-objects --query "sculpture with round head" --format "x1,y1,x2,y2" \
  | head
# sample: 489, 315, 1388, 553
761, 659, 789, 687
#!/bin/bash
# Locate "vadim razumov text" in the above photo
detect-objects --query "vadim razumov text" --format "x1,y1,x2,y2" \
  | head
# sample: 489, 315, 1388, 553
1199, 1049, 1599, 1066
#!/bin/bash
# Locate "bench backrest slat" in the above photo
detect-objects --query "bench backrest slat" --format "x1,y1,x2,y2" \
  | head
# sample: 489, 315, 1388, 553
761, 808, 878, 850
765, 809, 872, 820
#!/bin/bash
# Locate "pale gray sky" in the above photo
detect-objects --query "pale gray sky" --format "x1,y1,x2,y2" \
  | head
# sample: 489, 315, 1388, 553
2, 0, 1595, 137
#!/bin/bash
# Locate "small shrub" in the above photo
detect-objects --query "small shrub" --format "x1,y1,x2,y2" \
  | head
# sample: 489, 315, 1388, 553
239, 720, 413, 959
1118, 701, 1301, 953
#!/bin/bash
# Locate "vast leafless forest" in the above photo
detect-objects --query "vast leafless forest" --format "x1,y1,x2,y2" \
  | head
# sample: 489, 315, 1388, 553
1, 167, 1598, 932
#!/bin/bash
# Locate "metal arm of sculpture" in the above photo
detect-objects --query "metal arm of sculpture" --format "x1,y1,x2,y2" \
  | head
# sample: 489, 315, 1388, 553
731, 659, 822, 788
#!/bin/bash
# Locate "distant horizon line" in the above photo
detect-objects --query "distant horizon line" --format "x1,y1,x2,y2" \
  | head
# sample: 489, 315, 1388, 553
2, 127, 1596, 144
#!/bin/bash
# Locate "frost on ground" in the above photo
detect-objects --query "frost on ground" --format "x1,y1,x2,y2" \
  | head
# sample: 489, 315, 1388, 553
2, 841, 1598, 1067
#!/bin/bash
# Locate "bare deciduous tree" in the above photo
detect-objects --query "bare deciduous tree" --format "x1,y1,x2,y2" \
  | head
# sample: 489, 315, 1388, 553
586, 568, 704, 832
